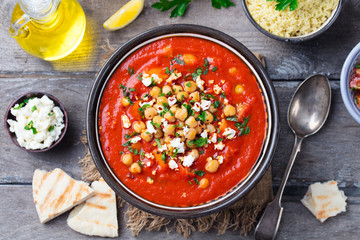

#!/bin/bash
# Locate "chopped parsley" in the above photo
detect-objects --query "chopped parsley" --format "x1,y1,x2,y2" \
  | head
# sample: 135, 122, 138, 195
48, 112, 55, 116
155, 139, 162, 148
267, 0, 298, 11
188, 137, 208, 147
192, 67, 203, 80
188, 180, 193, 185
171, 55, 185, 65
138, 104, 151, 118
226, 116, 238, 122
127, 66, 135, 75
48, 126, 55, 132
14, 102, 25, 110
124, 132, 140, 140
161, 152, 167, 163
204, 58, 209, 67
212, 66, 217, 72
235, 116, 251, 136
194, 177, 200, 185
137, 73, 143, 81
186, 81, 191, 87
213, 100, 221, 108
221, 92, 226, 98
24, 120, 37, 134
194, 170, 205, 177
197, 111, 207, 122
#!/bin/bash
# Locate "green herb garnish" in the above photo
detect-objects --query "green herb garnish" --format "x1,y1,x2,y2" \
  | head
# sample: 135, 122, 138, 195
194, 177, 200, 185
204, 58, 209, 67
155, 139, 162, 148
267, 0, 298, 11
194, 170, 205, 177
226, 116, 238, 122
24, 120, 37, 134
48, 126, 55, 132
212, 66, 217, 72
213, 100, 221, 108
161, 152, 167, 163
189, 137, 208, 147
171, 55, 186, 65
128, 66, 135, 75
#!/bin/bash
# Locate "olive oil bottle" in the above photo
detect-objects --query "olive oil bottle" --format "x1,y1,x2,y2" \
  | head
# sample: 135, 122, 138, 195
9, 0, 86, 61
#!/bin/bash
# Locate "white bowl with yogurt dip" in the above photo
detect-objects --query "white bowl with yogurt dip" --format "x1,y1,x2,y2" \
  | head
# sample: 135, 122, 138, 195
4, 92, 68, 152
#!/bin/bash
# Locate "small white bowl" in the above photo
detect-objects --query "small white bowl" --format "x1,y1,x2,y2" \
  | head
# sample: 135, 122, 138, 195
340, 42, 360, 124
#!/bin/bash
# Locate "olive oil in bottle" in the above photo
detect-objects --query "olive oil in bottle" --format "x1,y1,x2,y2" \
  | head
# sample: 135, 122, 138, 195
10, 0, 86, 61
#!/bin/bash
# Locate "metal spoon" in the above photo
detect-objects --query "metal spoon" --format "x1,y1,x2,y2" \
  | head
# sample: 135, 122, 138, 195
254, 74, 332, 240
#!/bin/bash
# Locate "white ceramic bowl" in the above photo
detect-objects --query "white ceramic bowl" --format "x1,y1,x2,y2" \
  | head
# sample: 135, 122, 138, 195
340, 42, 360, 124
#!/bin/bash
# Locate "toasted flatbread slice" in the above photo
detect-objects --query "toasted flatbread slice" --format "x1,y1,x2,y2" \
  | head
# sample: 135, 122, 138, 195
67, 178, 118, 237
33, 168, 95, 223
301, 181, 347, 222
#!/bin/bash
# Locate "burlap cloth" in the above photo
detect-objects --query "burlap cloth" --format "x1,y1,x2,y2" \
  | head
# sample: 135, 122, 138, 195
80, 41, 273, 238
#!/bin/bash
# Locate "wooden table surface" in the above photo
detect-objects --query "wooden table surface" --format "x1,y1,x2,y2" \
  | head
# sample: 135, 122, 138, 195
1, 0, 360, 239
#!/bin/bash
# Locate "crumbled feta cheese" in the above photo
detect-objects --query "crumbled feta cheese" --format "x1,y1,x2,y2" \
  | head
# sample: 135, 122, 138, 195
224, 99, 229, 105
169, 159, 179, 170
192, 102, 201, 112
146, 121, 157, 134
146, 161, 152, 167
130, 136, 141, 143
6, 95, 64, 150
141, 75, 152, 87
217, 156, 224, 164
152, 170, 156, 175
221, 79, 226, 84
156, 105, 164, 113
170, 138, 185, 153
214, 142, 225, 150
168, 96, 177, 106
223, 127, 236, 139
139, 99, 155, 107
200, 130, 208, 138
210, 133, 217, 143
183, 154, 195, 167
209, 80, 214, 84
121, 114, 131, 129
183, 126, 190, 135
196, 76, 204, 91
151, 73, 163, 84
201, 100, 211, 111
166, 71, 182, 83
214, 84, 222, 94
161, 118, 168, 127
145, 153, 154, 159
158, 143, 167, 152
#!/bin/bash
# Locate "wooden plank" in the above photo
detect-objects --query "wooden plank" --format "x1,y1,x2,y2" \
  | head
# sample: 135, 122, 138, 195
1, 185, 359, 239
1, 79, 360, 188
1, 0, 360, 80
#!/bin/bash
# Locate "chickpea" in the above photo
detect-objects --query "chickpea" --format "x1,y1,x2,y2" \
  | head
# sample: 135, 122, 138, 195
121, 97, 131, 107
164, 111, 176, 123
163, 124, 175, 136
175, 107, 188, 121
186, 140, 196, 149
184, 81, 197, 93
157, 96, 168, 106
173, 85, 183, 93
176, 130, 185, 141
141, 131, 153, 142
204, 111, 214, 124
130, 162, 142, 174
189, 91, 200, 102
152, 116, 163, 128
150, 86, 161, 98
154, 128, 163, 138
195, 125, 203, 134
122, 153, 133, 166
235, 84, 244, 94
199, 178, 209, 189
185, 128, 197, 140
162, 85, 173, 96
144, 107, 157, 120
205, 160, 220, 173
170, 105, 178, 113
133, 121, 146, 133
185, 116, 198, 128
206, 124, 216, 133
176, 91, 189, 101
189, 149, 199, 159
159, 138, 165, 145
164, 135, 172, 144
223, 105, 236, 117
209, 104, 217, 113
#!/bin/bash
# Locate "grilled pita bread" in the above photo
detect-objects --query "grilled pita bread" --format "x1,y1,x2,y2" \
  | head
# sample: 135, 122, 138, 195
301, 181, 347, 222
67, 178, 118, 237
33, 168, 95, 223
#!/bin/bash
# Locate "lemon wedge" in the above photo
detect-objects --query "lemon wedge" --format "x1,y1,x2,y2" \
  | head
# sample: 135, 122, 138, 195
103, 0, 144, 31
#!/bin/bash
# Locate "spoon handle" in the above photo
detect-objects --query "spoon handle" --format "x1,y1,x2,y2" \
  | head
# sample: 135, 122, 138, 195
254, 135, 303, 240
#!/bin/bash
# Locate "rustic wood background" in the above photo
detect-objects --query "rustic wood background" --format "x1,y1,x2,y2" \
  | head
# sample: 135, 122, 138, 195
1, 0, 360, 239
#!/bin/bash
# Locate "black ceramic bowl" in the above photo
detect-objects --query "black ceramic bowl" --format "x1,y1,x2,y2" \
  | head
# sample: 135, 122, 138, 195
241, 0, 343, 43
87, 24, 279, 218
4, 92, 68, 153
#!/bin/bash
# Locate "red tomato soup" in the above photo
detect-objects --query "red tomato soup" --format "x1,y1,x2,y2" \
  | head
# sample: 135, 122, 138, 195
99, 37, 267, 206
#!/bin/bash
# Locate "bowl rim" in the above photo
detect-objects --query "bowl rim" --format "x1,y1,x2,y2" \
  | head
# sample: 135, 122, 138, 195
86, 24, 280, 218
4, 92, 68, 153
340, 42, 360, 125
241, 0, 343, 43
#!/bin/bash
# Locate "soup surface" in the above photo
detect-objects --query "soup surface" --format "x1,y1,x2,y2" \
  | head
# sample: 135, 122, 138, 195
99, 36, 267, 206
